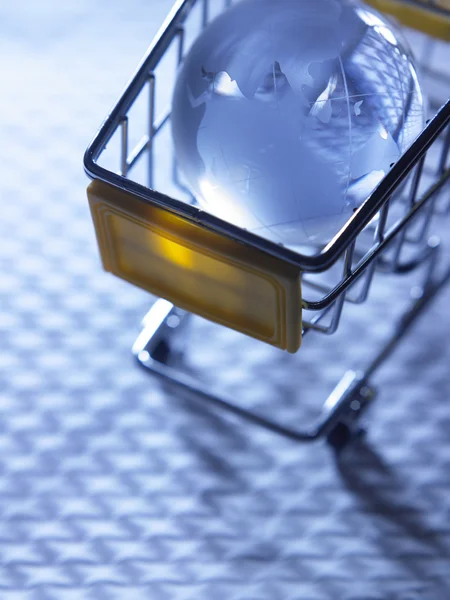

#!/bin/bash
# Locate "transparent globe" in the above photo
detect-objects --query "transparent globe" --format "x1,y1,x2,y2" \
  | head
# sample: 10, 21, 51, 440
171, 0, 425, 248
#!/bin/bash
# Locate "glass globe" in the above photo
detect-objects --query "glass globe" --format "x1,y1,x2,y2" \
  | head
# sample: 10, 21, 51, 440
171, 0, 424, 248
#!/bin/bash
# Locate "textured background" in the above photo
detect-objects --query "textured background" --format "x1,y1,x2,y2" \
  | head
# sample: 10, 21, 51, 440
1, 1, 450, 599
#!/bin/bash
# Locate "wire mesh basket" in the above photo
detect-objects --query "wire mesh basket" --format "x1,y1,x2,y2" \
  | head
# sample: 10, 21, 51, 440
85, 0, 450, 450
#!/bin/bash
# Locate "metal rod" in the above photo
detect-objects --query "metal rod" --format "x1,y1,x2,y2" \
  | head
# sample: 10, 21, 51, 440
409, 154, 426, 207
422, 236, 440, 291
120, 117, 129, 177
375, 201, 390, 243
403, 156, 434, 245
438, 125, 450, 175
326, 241, 355, 334
177, 26, 184, 65
414, 194, 438, 243
127, 135, 149, 170
391, 156, 426, 266
352, 261, 377, 304
148, 74, 156, 189
154, 111, 171, 136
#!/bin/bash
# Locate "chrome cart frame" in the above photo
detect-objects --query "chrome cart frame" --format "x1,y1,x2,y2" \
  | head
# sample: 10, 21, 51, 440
85, 0, 450, 450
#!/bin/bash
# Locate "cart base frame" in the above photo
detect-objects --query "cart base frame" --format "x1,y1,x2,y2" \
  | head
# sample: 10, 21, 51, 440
133, 240, 450, 451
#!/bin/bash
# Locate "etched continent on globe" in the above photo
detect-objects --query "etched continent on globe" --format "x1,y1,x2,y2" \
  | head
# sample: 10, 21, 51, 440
172, 0, 424, 247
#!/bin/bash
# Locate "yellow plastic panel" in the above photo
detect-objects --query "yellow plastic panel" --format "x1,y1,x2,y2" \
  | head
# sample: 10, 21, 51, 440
87, 180, 302, 352
366, 0, 450, 40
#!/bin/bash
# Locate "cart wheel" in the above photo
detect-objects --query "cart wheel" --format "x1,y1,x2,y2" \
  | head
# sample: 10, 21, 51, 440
152, 338, 172, 365
327, 422, 367, 453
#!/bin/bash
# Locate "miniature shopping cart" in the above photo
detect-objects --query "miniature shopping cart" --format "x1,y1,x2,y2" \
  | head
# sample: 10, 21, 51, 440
84, 0, 450, 450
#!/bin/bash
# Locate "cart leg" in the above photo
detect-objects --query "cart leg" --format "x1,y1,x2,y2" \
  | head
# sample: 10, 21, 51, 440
132, 299, 190, 366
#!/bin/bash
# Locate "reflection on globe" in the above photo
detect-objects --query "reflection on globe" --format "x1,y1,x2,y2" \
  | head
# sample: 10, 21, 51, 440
171, 0, 424, 248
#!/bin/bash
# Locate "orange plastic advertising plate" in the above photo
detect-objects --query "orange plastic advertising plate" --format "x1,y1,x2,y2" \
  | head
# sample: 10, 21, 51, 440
87, 180, 303, 352
366, 0, 450, 40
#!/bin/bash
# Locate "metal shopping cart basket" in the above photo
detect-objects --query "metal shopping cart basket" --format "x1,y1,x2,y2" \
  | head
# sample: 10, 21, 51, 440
84, 0, 450, 450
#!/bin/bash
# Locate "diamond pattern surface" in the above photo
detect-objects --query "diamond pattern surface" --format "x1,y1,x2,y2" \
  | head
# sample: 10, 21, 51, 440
1, 1, 450, 599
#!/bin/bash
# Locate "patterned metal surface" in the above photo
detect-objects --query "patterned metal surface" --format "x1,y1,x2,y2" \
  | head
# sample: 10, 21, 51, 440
1, 1, 450, 598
